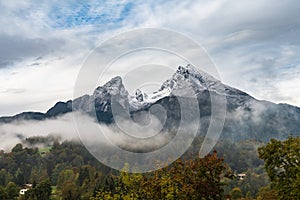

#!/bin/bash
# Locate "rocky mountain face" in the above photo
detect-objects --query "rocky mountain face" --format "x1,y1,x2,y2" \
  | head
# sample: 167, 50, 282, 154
1, 65, 300, 141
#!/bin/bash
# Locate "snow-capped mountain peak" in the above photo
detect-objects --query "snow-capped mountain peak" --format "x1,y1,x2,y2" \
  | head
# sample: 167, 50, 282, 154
92, 76, 129, 113
159, 64, 219, 96
94, 76, 126, 96
159, 64, 248, 99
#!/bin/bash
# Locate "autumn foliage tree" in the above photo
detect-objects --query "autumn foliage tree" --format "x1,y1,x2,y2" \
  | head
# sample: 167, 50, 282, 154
141, 151, 230, 200
92, 151, 231, 200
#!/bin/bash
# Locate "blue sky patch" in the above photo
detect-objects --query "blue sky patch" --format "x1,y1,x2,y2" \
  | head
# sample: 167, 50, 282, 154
49, 1, 134, 29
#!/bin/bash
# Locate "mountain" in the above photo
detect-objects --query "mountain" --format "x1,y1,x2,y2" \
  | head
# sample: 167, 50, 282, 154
1, 65, 300, 141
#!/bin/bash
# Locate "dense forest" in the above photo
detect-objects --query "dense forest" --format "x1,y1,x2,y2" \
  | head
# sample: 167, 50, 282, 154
0, 136, 299, 200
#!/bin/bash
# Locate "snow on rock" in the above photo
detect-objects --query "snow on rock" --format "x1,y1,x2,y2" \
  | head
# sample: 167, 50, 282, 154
129, 87, 171, 111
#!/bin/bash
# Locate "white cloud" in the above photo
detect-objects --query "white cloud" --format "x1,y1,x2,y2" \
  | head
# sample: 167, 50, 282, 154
0, 0, 300, 117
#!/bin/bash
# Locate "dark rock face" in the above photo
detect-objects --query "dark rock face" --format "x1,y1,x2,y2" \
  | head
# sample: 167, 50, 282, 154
46, 101, 72, 117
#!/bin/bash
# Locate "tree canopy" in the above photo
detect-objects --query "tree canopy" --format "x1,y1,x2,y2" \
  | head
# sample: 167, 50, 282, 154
258, 136, 300, 200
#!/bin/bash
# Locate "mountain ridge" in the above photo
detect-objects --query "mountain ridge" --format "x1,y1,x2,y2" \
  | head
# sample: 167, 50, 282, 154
1, 65, 300, 142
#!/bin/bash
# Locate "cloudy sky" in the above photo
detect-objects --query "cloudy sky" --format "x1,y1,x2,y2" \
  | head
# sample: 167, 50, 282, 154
0, 0, 300, 116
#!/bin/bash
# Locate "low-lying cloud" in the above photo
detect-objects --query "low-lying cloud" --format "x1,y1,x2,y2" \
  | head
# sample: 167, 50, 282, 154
0, 113, 79, 151
0, 112, 176, 153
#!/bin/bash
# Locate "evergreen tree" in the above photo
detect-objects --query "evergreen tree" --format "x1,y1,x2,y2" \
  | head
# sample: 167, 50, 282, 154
258, 136, 300, 200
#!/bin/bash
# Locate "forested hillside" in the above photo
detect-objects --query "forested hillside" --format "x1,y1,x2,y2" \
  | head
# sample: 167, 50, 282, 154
0, 136, 299, 199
